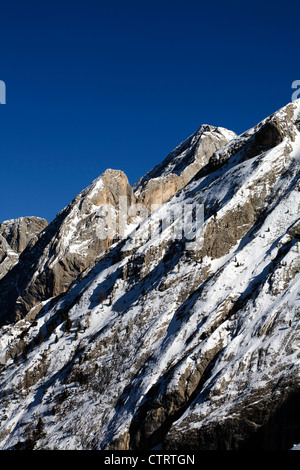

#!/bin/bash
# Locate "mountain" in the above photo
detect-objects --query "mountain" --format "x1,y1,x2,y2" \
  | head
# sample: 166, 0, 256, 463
0, 217, 48, 280
133, 125, 236, 209
0, 100, 299, 450
0, 170, 135, 326
0, 126, 235, 327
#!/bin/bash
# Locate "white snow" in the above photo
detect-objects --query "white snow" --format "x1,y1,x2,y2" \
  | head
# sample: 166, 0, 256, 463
0, 100, 300, 450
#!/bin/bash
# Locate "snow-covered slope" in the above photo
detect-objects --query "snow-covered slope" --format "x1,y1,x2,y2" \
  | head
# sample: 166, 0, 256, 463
0, 100, 300, 450
0, 125, 235, 328
0, 170, 135, 326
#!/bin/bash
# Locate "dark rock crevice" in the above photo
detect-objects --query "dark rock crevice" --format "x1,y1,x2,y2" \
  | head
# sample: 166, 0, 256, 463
164, 385, 300, 451
241, 387, 300, 450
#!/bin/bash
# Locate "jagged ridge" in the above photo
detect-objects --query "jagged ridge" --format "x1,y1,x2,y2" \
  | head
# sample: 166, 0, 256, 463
0, 100, 300, 450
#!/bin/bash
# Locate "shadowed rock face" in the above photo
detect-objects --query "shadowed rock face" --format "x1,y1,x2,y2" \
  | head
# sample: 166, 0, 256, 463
0, 217, 48, 280
0, 217, 49, 254
0, 127, 235, 327
0, 100, 300, 451
207, 105, 296, 172
0, 234, 18, 280
0, 170, 135, 325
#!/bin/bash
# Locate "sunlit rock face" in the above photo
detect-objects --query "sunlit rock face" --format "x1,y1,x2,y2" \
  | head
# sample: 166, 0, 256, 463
0, 169, 136, 325
133, 125, 236, 209
0, 100, 300, 451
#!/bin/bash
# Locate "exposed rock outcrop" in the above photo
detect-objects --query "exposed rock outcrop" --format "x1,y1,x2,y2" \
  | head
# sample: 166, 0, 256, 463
0, 234, 19, 280
0, 217, 48, 254
0, 100, 300, 451
0, 217, 48, 280
0, 127, 235, 327
134, 125, 236, 209
0, 170, 135, 325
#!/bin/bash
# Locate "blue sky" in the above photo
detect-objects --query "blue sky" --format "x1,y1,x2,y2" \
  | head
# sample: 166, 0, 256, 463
0, 0, 299, 223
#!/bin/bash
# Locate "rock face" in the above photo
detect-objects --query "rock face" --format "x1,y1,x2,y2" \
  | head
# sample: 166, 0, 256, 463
0, 234, 19, 280
0, 170, 135, 325
0, 128, 234, 327
0, 100, 300, 451
0, 217, 48, 280
0, 217, 48, 254
133, 125, 236, 209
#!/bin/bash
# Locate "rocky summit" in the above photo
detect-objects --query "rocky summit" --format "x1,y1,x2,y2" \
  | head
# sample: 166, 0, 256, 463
0, 217, 48, 281
0, 100, 300, 450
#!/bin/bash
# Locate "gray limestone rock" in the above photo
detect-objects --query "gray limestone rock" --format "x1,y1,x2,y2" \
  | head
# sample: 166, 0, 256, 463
0, 217, 48, 254
0, 217, 48, 280
0, 169, 135, 325
0, 100, 300, 451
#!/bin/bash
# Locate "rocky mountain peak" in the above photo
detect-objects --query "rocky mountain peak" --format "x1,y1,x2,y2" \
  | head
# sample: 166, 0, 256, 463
133, 124, 236, 209
0, 169, 135, 325
0, 217, 48, 281
0, 217, 48, 254
76, 168, 134, 207
0, 126, 236, 327
207, 100, 299, 172
0, 100, 300, 450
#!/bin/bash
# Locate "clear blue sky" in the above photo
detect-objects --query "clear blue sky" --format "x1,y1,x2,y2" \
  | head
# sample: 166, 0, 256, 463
0, 0, 299, 223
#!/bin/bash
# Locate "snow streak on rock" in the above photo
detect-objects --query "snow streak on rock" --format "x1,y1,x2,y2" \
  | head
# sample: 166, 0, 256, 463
0, 100, 300, 450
